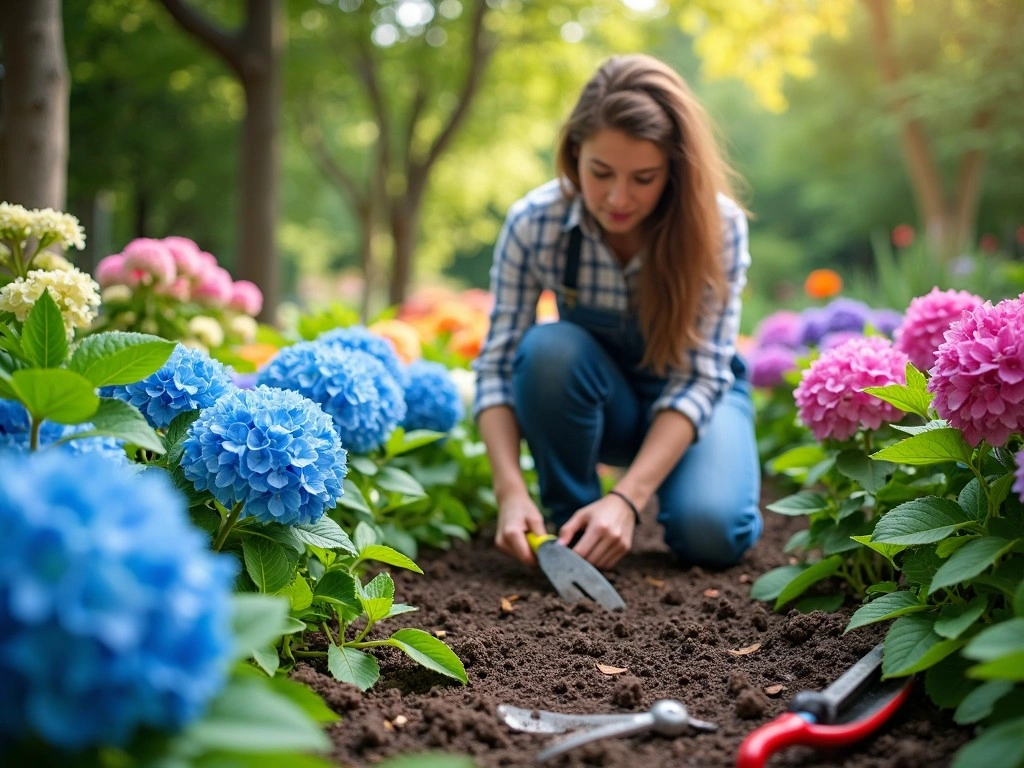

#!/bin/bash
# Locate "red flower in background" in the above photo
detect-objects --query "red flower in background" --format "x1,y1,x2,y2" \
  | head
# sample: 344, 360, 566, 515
979, 234, 1000, 253
891, 224, 915, 248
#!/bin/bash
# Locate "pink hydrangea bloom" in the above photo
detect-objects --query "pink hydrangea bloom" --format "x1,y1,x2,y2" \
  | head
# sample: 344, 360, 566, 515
1014, 450, 1024, 504
121, 238, 176, 286
194, 266, 234, 307
894, 287, 983, 371
94, 253, 128, 287
155, 277, 192, 302
229, 280, 263, 316
820, 330, 863, 351
755, 310, 803, 349
794, 336, 909, 441
927, 295, 1024, 447
749, 344, 798, 389
162, 236, 205, 278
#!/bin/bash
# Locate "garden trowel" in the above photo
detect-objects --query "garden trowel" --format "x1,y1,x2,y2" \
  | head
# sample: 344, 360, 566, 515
526, 533, 626, 610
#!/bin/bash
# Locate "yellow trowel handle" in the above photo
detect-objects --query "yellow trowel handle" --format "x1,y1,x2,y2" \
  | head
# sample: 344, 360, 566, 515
526, 532, 556, 553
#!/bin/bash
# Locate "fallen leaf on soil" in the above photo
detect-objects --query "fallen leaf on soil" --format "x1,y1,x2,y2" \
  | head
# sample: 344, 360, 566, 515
787, 556, 798, 565
393, 715, 408, 727
727, 642, 763, 656
739, 574, 752, 584
763, 685, 786, 696
703, 588, 720, 598
505, 594, 520, 602
433, 630, 447, 638
596, 664, 628, 675
500, 597, 516, 613
644, 576, 666, 589
383, 720, 394, 731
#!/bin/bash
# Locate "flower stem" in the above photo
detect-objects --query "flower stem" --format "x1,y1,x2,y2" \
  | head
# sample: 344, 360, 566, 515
348, 640, 393, 650
321, 622, 336, 646
212, 502, 244, 552
29, 416, 41, 451
294, 651, 328, 659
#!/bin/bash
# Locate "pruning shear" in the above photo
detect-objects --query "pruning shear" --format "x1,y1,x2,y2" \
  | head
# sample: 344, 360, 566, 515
498, 698, 716, 763
736, 642, 913, 768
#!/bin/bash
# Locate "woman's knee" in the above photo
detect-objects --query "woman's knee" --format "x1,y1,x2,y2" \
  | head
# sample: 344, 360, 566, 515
513, 322, 606, 401
659, 500, 763, 568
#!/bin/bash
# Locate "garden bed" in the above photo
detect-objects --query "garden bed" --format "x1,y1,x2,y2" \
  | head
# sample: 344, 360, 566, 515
293, 488, 971, 767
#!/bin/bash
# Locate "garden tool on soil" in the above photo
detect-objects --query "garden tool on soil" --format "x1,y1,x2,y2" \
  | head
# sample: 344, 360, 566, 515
736, 642, 914, 768
497, 698, 717, 763
526, 532, 626, 610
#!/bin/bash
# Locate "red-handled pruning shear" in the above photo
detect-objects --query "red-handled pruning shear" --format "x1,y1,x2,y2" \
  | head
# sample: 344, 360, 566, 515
737, 642, 913, 768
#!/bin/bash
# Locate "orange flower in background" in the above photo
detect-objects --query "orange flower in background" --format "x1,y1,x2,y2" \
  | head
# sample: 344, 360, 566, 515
235, 342, 279, 369
422, 299, 484, 339
891, 224, 915, 248
804, 268, 843, 300
449, 320, 489, 360
369, 318, 422, 363
536, 289, 559, 324
398, 285, 456, 321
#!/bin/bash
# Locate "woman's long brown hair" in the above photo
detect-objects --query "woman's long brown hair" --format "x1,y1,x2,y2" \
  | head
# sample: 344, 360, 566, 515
556, 54, 742, 375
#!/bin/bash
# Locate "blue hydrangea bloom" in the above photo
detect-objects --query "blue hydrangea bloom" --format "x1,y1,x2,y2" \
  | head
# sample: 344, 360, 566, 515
0, 399, 127, 464
181, 385, 347, 525
104, 344, 233, 429
0, 451, 236, 750
317, 325, 410, 386
402, 360, 464, 433
257, 343, 406, 454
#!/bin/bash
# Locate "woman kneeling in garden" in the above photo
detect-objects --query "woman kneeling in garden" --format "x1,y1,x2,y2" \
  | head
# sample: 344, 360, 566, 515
474, 54, 762, 572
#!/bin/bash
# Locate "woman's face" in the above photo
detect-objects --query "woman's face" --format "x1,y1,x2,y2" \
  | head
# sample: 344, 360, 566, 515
577, 128, 669, 240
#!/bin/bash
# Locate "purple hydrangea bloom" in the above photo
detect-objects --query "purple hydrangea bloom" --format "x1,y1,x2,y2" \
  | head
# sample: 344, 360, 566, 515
799, 298, 872, 347
870, 309, 904, 337
402, 360, 465, 433
317, 325, 410, 387
181, 385, 347, 525
257, 342, 406, 454
749, 344, 798, 389
794, 336, 909, 441
894, 287, 984, 372
928, 295, 1024, 447
1014, 450, 1024, 504
104, 344, 233, 429
0, 451, 236, 750
820, 330, 864, 351
754, 311, 803, 349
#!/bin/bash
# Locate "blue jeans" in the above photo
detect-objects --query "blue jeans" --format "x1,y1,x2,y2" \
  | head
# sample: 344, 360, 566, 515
512, 321, 762, 568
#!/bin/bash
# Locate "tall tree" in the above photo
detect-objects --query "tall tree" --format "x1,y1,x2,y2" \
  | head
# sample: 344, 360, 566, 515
157, 0, 284, 319
0, 0, 69, 209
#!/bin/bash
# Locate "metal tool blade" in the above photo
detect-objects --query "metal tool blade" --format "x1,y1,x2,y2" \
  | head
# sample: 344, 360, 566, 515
535, 716, 655, 763
497, 704, 636, 734
789, 642, 889, 724
535, 540, 626, 610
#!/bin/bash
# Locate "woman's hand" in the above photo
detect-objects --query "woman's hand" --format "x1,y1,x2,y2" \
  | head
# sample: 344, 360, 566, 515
495, 493, 547, 567
557, 495, 636, 570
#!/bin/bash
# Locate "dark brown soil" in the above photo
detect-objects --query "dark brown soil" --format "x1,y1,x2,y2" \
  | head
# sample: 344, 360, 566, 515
294, 488, 971, 767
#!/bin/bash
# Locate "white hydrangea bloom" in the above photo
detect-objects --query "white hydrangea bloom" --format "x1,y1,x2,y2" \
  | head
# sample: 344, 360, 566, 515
0, 267, 101, 335
227, 314, 257, 344
31, 208, 86, 250
101, 284, 134, 304
33, 252, 75, 271
0, 202, 36, 241
448, 367, 476, 410
188, 315, 225, 348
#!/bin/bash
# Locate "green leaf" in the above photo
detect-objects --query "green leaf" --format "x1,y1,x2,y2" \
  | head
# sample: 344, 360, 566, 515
1014, 579, 1024, 617
775, 556, 843, 609
242, 537, 298, 594
327, 644, 380, 691
900, 545, 944, 590
348, 455, 378, 476
750, 565, 806, 602
892, 419, 950, 436
58, 397, 164, 453
67, 331, 175, 386
389, 628, 468, 684
963, 618, 1024, 662
795, 594, 845, 613
183, 677, 331, 753
872, 497, 973, 545
384, 427, 444, 457
871, 428, 973, 466
251, 646, 281, 677
385, 603, 418, 618
925, 654, 979, 709
166, 410, 201, 464
374, 466, 427, 498
292, 518, 357, 554
935, 596, 989, 640
766, 491, 828, 516
263, 676, 340, 724
278, 575, 313, 612
21, 288, 67, 368
230, 594, 293, 660
929, 537, 1015, 594
9, 368, 97, 423
354, 521, 378, 551
959, 479, 988, 521
936, 535, 977, 559
968, 652, 1024, 681
950, 716, 1024, 768
861, 382, 932, 420
359, 572, 395, 623
312, 570, 361, 622
768, 444, 828, 473
357, 544, 424, 573
954, 680, 1015, 725
904, 362, 928, 392
883, 614, 965, 677
837, 449, 895, 493
376, 755, 476, 768
866, 581, 899, 595
337, 478, 372, 514
845, 591, 928, 633
850, 535, 907, 566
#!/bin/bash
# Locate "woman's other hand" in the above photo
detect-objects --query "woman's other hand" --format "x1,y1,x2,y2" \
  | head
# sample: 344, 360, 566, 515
495, 492, 547, 567
557, 495, 636, 570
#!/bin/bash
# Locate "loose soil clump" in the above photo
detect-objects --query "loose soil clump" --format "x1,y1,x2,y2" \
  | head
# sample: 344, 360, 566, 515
296, 489, 970, 767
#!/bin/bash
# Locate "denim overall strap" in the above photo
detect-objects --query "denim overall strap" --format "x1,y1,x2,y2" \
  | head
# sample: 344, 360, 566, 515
561, 226, 583, 310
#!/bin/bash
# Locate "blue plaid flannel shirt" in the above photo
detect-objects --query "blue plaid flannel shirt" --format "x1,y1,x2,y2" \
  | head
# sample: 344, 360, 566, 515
472, 179, 749, 438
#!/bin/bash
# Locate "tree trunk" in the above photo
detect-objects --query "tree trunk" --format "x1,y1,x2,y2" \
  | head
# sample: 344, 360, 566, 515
236, 1, 283, 322
0, 0, 68, 209
388, 200, 419, 306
